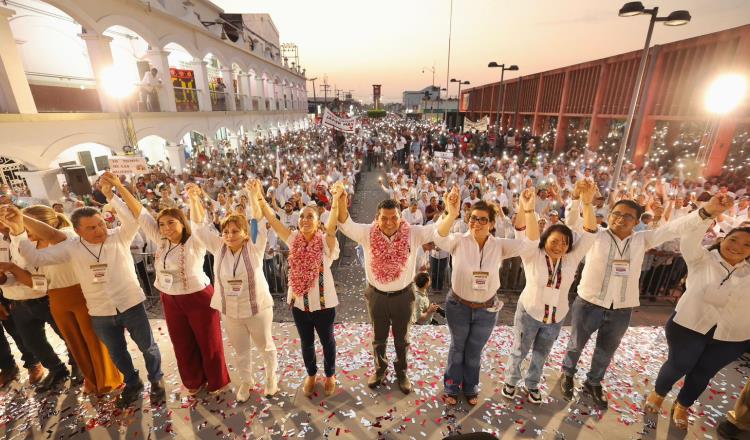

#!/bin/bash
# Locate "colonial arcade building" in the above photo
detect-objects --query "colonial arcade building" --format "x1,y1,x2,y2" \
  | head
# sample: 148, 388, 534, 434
0, 0, 308, 201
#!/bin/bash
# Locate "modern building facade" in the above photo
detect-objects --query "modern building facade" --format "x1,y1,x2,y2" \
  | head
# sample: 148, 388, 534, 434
0, 0, 308, 201
460, 25, 750, 177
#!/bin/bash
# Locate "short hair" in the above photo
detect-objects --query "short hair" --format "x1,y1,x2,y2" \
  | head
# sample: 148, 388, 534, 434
377, 198, 400, 215
156, 208, 192, 244
539, 224, 575, 253
611, 200, 643, 219
220, 214, 249, 237
470, 200, 496, 223
70, 207, 100, 229
414, 272, 430, 289
708, 227, 750, 256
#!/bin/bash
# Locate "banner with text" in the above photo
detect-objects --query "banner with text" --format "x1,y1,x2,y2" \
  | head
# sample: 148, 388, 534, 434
109, 156, 149, 176
321, 108, 357, 133
464, 116, 490, 132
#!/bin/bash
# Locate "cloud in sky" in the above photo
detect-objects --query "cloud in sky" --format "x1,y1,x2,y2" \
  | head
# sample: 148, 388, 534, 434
213, 0, 750, 102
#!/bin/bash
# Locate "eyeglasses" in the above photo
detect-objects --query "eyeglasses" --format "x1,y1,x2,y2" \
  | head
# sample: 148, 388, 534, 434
610, 211, 637, 222
469, 215, 490, 225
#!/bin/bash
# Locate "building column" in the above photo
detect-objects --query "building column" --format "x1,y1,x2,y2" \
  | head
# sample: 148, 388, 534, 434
587, 117, 609, 152
587, 63, 609, 150
531, 75, 544, 136
220, 67, 236, 111
0, 7, 36, 113
165, 143, 186, 173
144, 49, 177, 112
79, 33, 119, 113
633, 118, 656, 167
553, 71, 571, 154
188, 59, 212, 111
704, 119, 737, 177
236, 73, 250, 111
18, 169, 63, 203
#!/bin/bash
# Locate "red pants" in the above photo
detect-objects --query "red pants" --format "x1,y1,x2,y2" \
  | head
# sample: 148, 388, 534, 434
160, 285, 230, 391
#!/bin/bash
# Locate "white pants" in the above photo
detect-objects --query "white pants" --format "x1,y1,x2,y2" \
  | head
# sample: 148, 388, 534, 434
223, 307, 277, 384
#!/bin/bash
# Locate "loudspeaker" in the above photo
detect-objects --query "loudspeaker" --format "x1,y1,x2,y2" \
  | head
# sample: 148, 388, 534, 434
62, 166, 92, 195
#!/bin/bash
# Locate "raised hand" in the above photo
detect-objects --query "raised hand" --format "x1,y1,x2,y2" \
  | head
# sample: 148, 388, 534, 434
704, 193, 734, 217
580, 180, 597, 205
444, 185, 460, 218
0, 205, 24, 235
520, 188, 536, 212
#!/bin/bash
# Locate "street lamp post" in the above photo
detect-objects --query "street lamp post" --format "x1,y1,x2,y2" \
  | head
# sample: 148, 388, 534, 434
307, 77, 318, 115
450, 79, 470, 130
436, 87, 447, 125
610, 1, 691, 190
488, 62, 519, 135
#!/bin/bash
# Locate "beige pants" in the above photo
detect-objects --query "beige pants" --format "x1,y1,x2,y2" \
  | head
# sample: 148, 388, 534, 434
728, 378, 750, 430
223, 307, 277, 384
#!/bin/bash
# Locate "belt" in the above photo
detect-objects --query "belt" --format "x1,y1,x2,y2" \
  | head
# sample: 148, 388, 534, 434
369, 284, 411, 297
452, 292, 495, 309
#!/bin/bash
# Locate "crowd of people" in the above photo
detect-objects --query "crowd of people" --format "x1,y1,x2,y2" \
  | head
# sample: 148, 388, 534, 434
0, 116, 749, 437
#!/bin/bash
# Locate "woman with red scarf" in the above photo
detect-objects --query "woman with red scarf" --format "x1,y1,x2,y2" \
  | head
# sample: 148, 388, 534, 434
253, 181, 342, 397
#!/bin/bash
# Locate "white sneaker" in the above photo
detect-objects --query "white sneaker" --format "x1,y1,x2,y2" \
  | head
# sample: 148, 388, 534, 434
236, 381, 252, 403
264, 374, 279, 397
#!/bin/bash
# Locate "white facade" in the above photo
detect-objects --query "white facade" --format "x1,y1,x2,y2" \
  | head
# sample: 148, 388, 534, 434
0, 0, 308, 200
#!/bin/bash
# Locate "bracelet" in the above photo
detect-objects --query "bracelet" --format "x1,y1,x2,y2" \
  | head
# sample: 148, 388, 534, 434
698, 207, 714, 220
524, 209, 534, 213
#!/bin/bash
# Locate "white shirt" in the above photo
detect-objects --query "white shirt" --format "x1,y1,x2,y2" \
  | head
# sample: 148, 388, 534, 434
401, 208, 424, 225
13, 195, 145, 316
135, 207, 210, 295
568, 200, 709, 309
286, 231, 340, 312
517, 231, 597, 323
192, 219, 272, 319
30, 228, 80, 290
278, 210, 300, 230
673, 211, 750, 342
432, 229, 525, 303
339, 217, 436, 291
2, 233, 46, 300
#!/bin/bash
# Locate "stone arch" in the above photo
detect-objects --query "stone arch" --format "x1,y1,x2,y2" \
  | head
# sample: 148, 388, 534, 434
30, 0, 98, 34
137, 134, 169, 164
50, 142, 116, 171
160, 36, 199, 60
97, 15, 159, 48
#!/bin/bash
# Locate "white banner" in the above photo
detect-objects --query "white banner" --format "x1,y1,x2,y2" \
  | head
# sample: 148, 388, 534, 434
321, 108, 356, 133
464, 116, 490, 132
434, 151, 454, 161
109, 156, 148, 176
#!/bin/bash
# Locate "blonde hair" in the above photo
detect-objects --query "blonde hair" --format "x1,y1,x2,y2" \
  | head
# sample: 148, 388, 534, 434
220, 213, 249, 236
23, 205, 71, 230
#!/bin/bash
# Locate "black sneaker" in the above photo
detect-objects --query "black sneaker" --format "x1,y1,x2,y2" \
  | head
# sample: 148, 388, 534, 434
583, 381, 608, 408
116, 380, 144, 409
35, 368, 69, 393
527, 388, 542, 404
149, 379, 167, 405
0, 365, 20, 388
717, 419, 744, 440
560, 375, 574, 400
500, 383, 516, 399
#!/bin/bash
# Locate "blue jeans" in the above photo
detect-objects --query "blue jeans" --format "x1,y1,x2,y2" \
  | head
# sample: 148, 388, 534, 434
562, 297, 632, 385
292, 307, 336, 377
90, 302, 163, 387
444, 292, 497, 396
505, 303, 562, 389
655, 315, 750, 407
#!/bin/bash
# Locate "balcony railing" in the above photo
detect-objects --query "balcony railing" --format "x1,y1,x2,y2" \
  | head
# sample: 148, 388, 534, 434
210, 90, 229, 111
173, 86, 200, 112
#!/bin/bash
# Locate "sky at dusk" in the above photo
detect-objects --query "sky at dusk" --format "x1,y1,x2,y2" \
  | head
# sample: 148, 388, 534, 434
213, 0, 750, 103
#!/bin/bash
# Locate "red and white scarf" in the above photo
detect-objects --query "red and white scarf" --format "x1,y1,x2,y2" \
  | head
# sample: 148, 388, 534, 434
288, 231, 324, 297
370, 221, 410, 284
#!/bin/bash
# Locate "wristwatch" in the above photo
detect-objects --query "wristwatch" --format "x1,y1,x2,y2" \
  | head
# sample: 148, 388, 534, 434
698, 207, 713, 220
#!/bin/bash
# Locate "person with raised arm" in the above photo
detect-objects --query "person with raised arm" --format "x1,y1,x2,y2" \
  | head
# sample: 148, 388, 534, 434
0, 179, 165, 409
431, 186, 535, 406
336, 186, 438, 395
187, 181, 277, 402
101, 172, 229, 396
253, 180, 341, 398
500, 180, 598, 404
644, 194, 750, 430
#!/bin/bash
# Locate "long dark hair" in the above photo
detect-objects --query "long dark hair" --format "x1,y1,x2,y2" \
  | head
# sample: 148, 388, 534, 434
708, 227, 750, 261
538, 224, 574, 253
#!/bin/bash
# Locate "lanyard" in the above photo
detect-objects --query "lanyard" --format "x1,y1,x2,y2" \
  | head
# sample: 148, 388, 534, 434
719, 261, 738, 286
163, 242, 180, 270
231, 249, 243, 278
545, 255, 563, 289
80, 241, 104, 263
606, 230, 631, 258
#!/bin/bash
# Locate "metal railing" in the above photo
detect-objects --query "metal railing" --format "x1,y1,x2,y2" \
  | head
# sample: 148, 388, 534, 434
173, 86, 200, 112
210, 90, 230, 111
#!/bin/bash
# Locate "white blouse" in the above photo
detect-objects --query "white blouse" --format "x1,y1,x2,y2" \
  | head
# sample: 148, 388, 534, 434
673, 211, 750, 342
286, 231, 340, 312
134, 208, 210, 295
192, 219, 272, 319
517, 230, 597, 323
432, 230, 525, 303
30, 227, 80, 290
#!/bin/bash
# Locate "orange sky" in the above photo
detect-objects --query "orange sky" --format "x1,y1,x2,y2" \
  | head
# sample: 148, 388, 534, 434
213, 0, 750, 103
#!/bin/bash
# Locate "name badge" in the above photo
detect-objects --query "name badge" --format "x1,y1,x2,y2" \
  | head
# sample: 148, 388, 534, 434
90, 264, 108, 284
472, 271, 489, 291
159, 272, 174, 289
612, 260, 630, 277
226, 279, 243, 296
32, 274, 48, 292
0, 247, 9, 263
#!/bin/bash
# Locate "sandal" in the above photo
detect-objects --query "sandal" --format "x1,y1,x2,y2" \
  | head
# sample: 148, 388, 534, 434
644, 390, 664, 414
443, 394, 458, 406
671, 402, 690, 430
465, 394, 479, 406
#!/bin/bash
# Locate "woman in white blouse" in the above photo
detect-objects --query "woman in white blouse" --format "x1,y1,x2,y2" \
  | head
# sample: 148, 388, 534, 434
434, 187, 537, 406
187, 183, 278, 402
645, 194, 750, 430
253, 180, 341, 398
105, 173, 230, 396
501, 180, 598, 403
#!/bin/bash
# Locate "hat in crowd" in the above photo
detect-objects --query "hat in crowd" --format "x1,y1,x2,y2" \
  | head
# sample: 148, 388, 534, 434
548, 211, 559, 218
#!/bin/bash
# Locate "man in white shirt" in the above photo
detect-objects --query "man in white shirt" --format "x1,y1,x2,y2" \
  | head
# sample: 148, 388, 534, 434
2, 191, 165, 409
140, 67, 162, 112
401, 200, 424, 225
337, 195, 436, 394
